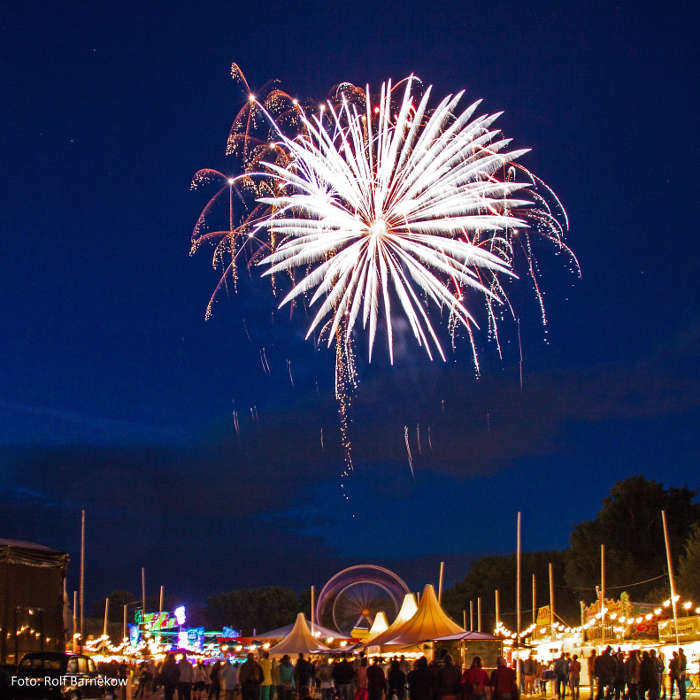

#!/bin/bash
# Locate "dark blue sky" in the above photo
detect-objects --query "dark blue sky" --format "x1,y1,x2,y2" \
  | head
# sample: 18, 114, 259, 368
1, 0, 698, 606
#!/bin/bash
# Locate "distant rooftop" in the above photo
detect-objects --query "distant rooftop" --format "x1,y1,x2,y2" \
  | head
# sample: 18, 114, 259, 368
0, 538, 68, 566
0, 538, 61, 552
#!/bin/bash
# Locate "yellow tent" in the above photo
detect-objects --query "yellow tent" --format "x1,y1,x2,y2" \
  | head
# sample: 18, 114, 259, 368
268, 613, 330, 655
367, 584, 464, 647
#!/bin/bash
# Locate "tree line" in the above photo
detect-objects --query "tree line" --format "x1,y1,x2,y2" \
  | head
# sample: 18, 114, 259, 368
442, 476, 700, 631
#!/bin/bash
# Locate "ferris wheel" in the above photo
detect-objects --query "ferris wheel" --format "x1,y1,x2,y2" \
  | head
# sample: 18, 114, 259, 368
315, 565, 410, 635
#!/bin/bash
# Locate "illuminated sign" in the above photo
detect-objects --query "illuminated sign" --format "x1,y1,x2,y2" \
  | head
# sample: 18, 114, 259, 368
536, 606, 552, 626
135, 606, 187, 631
658, 616, 700, 641
174, 606, 186, 626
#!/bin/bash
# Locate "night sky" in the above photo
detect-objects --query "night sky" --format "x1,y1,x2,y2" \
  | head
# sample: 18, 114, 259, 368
2, 1, 699, 607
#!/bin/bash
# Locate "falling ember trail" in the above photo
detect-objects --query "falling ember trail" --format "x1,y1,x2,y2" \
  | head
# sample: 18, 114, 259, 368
335, 325, 356, 505
416, 423, 422, 455
427, 425, 433, 452
259, 347, 271, 376
320, 427, 324, 450
241, 318, 252, 343
404, 425, 415, 480
232, 410, 240, 435
287, 359, 295, 387
517, 318, 524, 391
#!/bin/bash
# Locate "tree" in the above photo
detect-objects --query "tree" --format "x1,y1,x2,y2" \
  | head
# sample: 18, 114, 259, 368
678, 523, 700, 600
206, 586, 302, 634
565, 477, 700, 602
442, 550, 579, 631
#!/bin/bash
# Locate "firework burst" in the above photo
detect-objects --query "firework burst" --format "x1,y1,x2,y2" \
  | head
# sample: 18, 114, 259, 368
191, 69, 577, 487
255, 76, 577, 365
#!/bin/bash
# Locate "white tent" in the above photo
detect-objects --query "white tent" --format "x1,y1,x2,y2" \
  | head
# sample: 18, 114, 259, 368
364, 592, 417, 647
366, 611, 389, 641
268, 613, 331, 655
257, 619, 349, 641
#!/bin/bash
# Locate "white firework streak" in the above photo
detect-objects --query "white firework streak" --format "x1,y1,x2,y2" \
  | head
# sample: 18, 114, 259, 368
256, 77, 537, 363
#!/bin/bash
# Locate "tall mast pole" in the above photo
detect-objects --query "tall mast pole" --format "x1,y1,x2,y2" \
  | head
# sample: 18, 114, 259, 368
141, 567, 146, 617
548, 562, 555, 637
103, 597, 109, 637
438, 561, 445, 602
532, 574, 537, 626
661, 510, 680, 645
516, 512, 522, 686
517, 512, 522, 635
600, 544, 606, 645
72, 590, 78, 653
469, 600, 474, 631
310, 585, 315, 634
477, 597, 482, 632
79, 509, 85, 650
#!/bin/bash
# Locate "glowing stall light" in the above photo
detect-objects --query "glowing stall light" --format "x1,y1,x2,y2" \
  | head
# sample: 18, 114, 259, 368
178, 631, 189, 649
174, 606, 187, 626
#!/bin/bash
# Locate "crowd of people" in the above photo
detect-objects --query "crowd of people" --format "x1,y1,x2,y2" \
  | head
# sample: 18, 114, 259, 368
520, 647, 689, 700
131, 650, 521, 700
127, 646, 692, 700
